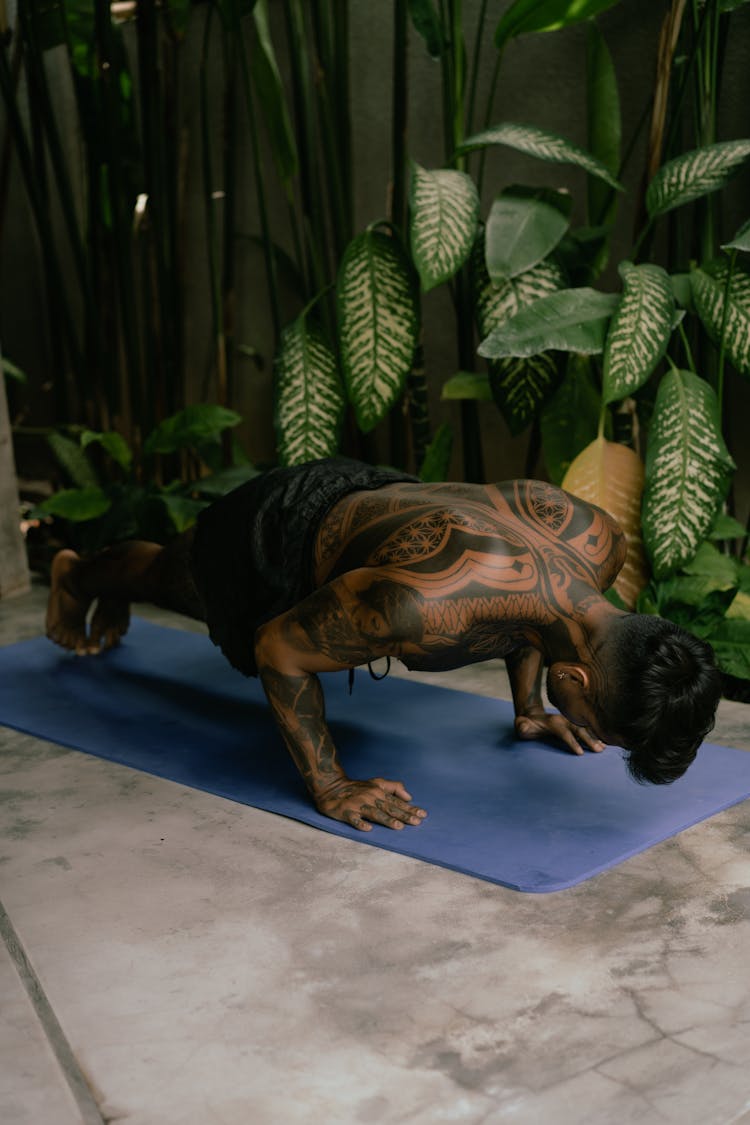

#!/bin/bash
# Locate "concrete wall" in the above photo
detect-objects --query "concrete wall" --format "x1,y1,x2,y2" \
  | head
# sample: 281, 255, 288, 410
2, 1, 749, 507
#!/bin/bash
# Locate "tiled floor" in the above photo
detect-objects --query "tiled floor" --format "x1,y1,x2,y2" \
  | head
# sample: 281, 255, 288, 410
1, 583, 750, 1124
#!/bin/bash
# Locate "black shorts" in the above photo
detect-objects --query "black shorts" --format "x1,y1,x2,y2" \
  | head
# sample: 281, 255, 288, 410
190, 457, 418, 676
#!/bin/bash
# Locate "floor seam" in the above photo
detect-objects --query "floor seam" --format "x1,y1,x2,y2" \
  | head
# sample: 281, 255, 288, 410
0, 897, 106, 1125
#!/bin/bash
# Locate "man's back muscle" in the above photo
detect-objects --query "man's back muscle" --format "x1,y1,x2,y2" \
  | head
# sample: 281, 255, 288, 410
314, 479, 624, 596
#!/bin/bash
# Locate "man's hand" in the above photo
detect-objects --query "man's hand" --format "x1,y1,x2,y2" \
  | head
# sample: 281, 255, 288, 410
514, 710, 606, 757
316, 776, 427, 832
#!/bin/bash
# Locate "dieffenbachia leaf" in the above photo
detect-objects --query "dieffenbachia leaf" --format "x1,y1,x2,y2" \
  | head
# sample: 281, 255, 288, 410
337, 229, 419, 433
646, 140, 750, 219
470, 230, 565, 434
471, 233, 566, 337
409, 164, 480, 291
455, 121, 622, 190
478, 287, 619, 359
561, 435, 649, 608
602, 261, 676, 404
690, 260, 750, 376
642, 369, 735, 579
274, 315, 345, 465
488, 355, 561, 436
485, 185, 571, 282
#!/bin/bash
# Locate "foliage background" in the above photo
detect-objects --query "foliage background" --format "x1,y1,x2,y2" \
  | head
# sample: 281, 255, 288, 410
4, 0, 749, 495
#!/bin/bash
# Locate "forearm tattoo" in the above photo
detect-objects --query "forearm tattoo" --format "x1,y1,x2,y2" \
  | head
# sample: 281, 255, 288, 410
259, 665, 343, 795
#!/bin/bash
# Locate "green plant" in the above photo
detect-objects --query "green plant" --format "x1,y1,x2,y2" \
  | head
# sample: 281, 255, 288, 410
29, 404, 258, 553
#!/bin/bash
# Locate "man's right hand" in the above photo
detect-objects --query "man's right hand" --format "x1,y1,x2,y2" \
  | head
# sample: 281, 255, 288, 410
315, 776, 427, 832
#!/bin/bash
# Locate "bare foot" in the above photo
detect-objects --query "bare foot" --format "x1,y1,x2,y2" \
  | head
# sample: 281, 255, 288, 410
89, 598, 130, 653
46, 549, 93, 654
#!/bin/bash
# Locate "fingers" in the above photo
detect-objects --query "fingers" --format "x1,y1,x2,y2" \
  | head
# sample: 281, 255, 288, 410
341, 781, 427, 832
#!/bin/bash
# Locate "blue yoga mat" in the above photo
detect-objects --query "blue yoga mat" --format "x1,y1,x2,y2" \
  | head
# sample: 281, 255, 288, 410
1, 618, 749, 892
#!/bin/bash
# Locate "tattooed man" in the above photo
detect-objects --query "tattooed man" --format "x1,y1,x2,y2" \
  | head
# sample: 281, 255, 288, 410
46, 457, 721, 833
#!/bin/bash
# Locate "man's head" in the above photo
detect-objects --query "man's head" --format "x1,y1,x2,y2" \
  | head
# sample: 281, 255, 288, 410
548, 614, 722, 784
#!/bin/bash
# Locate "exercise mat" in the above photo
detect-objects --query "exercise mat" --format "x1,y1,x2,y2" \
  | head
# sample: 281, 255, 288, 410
1, 618, 749, 892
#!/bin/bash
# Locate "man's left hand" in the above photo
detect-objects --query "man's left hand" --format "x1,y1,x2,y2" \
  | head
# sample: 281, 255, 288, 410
514, 711, 606, 756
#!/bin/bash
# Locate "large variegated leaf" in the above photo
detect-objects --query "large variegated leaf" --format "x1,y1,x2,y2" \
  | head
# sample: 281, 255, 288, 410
409, 164, 479, 291
690, 260, 750, 376
562, 436, 649, 608
470, 230, 565, 433
274, 315, 345, 465
485, 186, 571, 282
456, 122, 622, 190
602, 261, 676, 404
337, 230, 419, 433
488, 354, 560, 436
470, 232, 565, 336
646, 140, 750, 219
643, 369, 735, 579
495, 0, 622, 49
478, 287, 619, 359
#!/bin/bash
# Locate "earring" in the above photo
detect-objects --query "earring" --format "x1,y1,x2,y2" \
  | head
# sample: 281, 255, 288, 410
557, 671, 565, 679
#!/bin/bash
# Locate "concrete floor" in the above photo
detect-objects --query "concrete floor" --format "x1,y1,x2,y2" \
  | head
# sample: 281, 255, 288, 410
1, 582, 750, 1125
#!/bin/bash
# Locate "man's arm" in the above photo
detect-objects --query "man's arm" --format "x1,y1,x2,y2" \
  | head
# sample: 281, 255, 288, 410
254, 568, 427, 832
505, 645, 605, 756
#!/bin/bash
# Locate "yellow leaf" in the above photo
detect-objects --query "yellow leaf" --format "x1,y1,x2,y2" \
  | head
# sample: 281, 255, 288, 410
561, 436, 649, 608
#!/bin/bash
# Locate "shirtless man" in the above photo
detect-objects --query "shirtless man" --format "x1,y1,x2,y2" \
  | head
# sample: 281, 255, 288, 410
45, 457, 721, 833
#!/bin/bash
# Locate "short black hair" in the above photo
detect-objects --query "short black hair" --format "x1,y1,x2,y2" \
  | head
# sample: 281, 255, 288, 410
598, 615, 722, 785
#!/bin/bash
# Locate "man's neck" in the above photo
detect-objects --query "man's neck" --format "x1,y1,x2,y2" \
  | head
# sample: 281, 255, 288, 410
539, 589, 626, 665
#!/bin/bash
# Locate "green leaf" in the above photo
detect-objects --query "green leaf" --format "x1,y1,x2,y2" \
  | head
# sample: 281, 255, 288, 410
80, 430, 133, 471
158, 494, 207, 534
540, 355, 602, 484
494, 0, 622, 49
602, 262, 676, 404
586, 22, 621, 234
441, 371, 493, 402
488, 354, 561, 435
456, 122, 623, 190
470, 230, 566, 338
655, 577, 737, 639
40, 488, 112, 522
409, 164, 480, 291
670, 273, 694, 311
709, 512, 746, 540
144, 405, 242, 456
705, 617, 750, 680
722, 218, 750, 253
690, 260, 750, 376
646, 140, 750, 219
337, 230, 419, 433
406, 0, 445, 56
274, 315, 345, 465
479, 287, 619, 360
193, 466, 261, 497
485, 186, 571, 282
251, 0, 298, 186
681, 540, 739, 586
2, 357, 27, 382
419, 422, 453, 481
47, 432, 100, 489
642, 369, 735, 579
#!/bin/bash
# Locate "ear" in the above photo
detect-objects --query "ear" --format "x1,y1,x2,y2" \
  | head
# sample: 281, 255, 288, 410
550, 662, 591, 692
